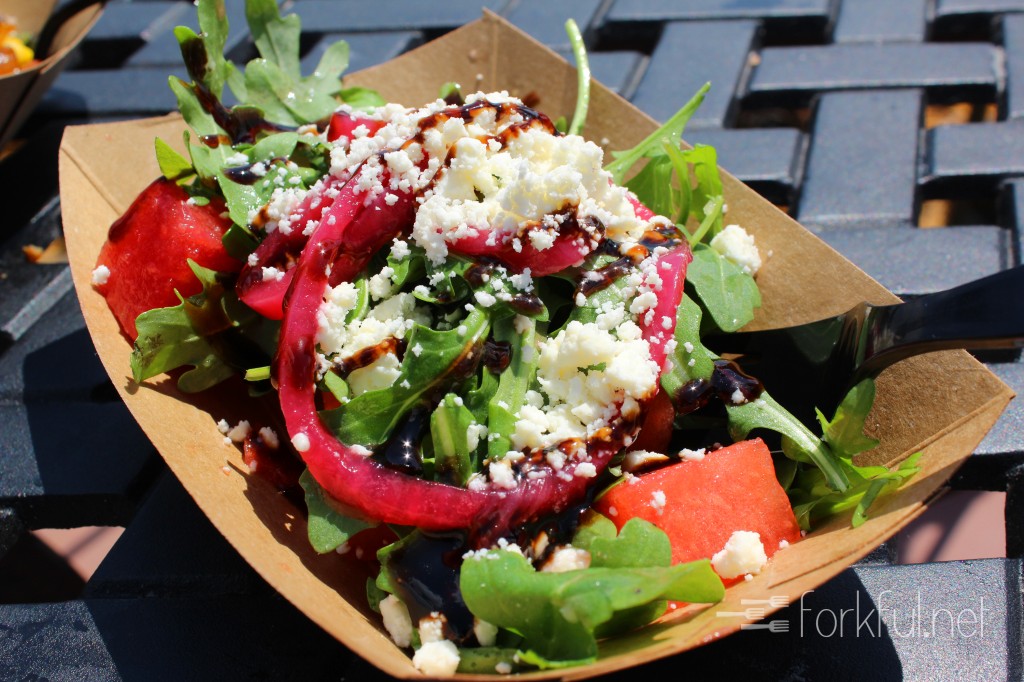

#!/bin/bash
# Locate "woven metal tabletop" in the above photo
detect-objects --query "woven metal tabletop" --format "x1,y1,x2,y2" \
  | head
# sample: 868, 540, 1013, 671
1, 0, 1022, 679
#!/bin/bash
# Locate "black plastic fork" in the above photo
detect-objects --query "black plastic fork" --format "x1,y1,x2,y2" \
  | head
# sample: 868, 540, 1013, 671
705, 265, 1024, 424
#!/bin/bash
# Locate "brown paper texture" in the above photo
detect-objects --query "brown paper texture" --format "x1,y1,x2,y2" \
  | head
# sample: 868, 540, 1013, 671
0, 0, 102, 147
58, 13, 1013, 680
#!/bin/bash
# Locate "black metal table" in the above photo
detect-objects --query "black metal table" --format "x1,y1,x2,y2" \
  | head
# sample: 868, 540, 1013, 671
2, 0, 1022, 679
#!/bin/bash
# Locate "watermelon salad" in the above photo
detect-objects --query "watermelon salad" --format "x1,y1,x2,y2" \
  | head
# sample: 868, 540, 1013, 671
89, 0, 922, 675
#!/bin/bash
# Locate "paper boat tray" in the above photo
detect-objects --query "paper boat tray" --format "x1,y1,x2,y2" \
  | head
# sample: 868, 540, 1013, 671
0, 0, 102, 147
58, 13, 1013, 680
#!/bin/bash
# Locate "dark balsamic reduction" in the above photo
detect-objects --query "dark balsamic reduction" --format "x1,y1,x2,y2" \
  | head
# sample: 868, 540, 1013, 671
464, 260, 497, 288
386, 531, 475, 642
223, 164, 263, 185
575, 225, 687, 299
481, 340, 512, 373
333, 337, 406, 376
673, 359, 764, 414
380, 406, 430, 475
406, 99, 557, 154
180, 37, 293, 146
508, 292, 544, 316
199, 133, 230, 148
222, 157, 286, 186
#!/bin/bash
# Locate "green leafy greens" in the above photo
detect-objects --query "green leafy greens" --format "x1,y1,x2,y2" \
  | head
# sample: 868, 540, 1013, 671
133, 0, 384, 392
131, 260, 276, 392
458, 516, 723, 668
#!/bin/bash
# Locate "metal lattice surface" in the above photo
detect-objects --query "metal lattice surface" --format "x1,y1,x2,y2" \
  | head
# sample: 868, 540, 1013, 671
1, 0, 1022, 679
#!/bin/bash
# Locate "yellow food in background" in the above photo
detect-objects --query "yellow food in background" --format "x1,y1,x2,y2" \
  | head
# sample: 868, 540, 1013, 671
0, 19, 37, 75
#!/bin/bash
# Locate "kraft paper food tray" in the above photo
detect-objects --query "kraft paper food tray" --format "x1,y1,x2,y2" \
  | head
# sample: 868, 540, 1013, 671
58, 13, 1013, 681
0, 0, 102, 148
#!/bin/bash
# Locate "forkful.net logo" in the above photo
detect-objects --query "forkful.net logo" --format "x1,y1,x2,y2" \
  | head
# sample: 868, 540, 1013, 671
715, 591, 990, 639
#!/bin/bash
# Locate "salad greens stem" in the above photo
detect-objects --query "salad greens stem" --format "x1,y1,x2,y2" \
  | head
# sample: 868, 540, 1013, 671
605, 82, 709, 186
565, 19, 590, 137
244, 366, 270, 381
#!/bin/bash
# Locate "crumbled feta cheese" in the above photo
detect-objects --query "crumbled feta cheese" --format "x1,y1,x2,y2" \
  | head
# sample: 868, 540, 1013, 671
261, 266, 285, 282
622, 449, 670, 472
291, 432, 311, 452
513, 320, 658, 451
390, 238, 410, 260
91, 265, 110, 286
711, 530, 768, 579
710, 224, 762, 275
258, 427, 279, 449
474, 290, 497, 308
348, 353, 402, 396
679, 447, 706, 462
650, 489, 667, 515
226, 420, 251, 443
412, 640, 460, 677
410, 112, 652, 265
380, 595, 413, 648
418, 613, 445, 644
541, 546, 591, 573
575, 462, 597, 478
489, 459, 517, 489
474, 619, 499, 647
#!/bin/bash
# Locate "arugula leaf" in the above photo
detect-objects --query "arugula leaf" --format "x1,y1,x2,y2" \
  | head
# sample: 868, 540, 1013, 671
486, 315, 538, 458
195, 0, 233, 99
460, 547, 723, 667
727, 392, 849, 490
605, 83, 710, 186
131, 260, 278, 393
457, 648, 522, 674
321, 369, 350, 403
686, 244, 761, 333
683, 145, 725, 241
430, 393, 479, 485
131, 261, 236, 392
816, 378, 880, 457
246, 0, 302, 80
324, 309, 491, 445
659, 293, 715, 398
791, 452, 922, 530
300, 469, 375, 553
169, 74, 221, 138
783, 380, 919, 529
572, 513, 671, 570
154, 138, 195, 183
218, 132, 305, 227
665, 292, 850, 491
238, 0, 363, 124
571, 514, 682, 638
339, 86, 387, 111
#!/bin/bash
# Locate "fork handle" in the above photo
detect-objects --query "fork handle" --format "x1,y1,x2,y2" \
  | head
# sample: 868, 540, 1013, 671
860, 265, 1024, 375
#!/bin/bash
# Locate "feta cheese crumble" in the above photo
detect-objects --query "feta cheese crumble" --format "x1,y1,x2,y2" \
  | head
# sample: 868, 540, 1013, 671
711, 530, 768, 579
413, 640, 460, 677
91, 264, 110, 286
379, 595, 412, 647
710, 224, 762, 275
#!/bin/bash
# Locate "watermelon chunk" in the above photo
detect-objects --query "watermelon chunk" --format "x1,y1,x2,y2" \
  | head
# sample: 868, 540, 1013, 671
95, 178, 239, 340
594, 438, 800, 581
